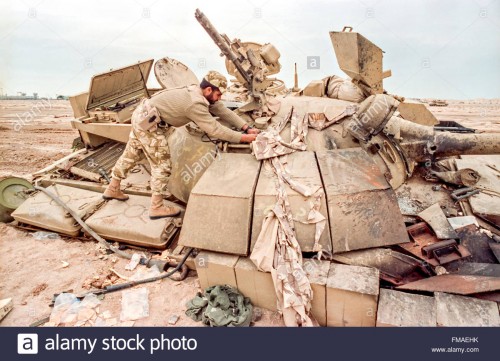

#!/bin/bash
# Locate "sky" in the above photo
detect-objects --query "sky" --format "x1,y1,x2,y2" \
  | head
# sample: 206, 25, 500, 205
0, 0, 499, 99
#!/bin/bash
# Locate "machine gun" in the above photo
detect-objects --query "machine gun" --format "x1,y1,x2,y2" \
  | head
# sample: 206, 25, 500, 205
195, 8, 281, 111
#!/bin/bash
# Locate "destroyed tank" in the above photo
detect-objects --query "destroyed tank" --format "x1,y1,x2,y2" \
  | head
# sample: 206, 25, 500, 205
12, 9, 500, 278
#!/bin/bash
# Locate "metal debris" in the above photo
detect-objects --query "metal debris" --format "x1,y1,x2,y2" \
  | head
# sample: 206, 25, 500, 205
417, 203, 457, 239
401, 222, 470, 266
397, 274, 500, 295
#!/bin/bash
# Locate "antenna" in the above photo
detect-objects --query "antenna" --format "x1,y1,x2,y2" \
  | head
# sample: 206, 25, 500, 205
292, 63, 300, 92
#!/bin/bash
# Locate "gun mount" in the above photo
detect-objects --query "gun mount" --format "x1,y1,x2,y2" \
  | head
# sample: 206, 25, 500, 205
195, 9, 281, 112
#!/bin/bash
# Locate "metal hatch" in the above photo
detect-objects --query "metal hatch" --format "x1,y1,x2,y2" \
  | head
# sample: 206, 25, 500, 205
154, 57, 199, 89
330, 26, 390, 94
86, 59, 154, 110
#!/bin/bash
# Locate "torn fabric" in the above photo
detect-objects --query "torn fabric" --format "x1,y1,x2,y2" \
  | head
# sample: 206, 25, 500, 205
307, 104, 358, 131
251, 106, 326, 327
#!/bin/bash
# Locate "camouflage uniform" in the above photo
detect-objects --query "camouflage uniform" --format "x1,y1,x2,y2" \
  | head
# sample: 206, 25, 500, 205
112, 100, 174, 196
111, 71, 246, 196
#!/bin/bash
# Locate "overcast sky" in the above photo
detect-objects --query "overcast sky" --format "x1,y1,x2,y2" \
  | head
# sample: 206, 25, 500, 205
0, 0, 499, 99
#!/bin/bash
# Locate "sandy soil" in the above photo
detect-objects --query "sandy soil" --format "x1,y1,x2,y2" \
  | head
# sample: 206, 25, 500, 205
0, 100, 78, 179
0, 98, 498, 327
0, 223, 282, 327
418, 98, 500, 132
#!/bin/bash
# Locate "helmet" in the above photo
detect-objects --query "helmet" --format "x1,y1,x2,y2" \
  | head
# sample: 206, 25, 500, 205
204, 70, 227, 93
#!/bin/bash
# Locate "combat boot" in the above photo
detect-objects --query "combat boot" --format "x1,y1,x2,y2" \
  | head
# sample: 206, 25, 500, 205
102, 178, 129, 201
149, 194, 181, 219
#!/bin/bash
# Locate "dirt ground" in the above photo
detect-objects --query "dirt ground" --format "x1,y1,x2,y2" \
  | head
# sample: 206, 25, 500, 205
0, 98, 499, 327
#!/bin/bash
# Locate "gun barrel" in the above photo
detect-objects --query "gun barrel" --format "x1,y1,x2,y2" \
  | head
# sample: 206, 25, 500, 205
195, 9, 252, 86
385, 116, 500, 161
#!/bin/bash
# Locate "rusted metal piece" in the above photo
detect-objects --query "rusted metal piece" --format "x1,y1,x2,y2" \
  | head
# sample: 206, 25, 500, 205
317, 148, 409, 253
434, 120, 475, 133
488, 242, 500, 263
431, 169, 480, 187
451, 187, 481, 201
447, 262, 500, 278
395, 175, 457, 216
400, 222, 471, 266
421, 239, 464, 264
417, 203, 457, 239
456, 225, 498, 264
331, 248, 433, 286
455, 155, 500, 226
398, 101, 438, 126
318, 148, 389, 195
397, 274, 500, 295
468, 291, 500, 303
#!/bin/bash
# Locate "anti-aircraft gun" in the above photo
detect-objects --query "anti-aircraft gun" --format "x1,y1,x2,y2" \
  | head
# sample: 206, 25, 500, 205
195, 8, 282, 113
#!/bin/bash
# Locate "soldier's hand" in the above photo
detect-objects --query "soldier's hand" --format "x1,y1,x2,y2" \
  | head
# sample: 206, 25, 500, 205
241, 133, 257, 143
247, 128, 260, 135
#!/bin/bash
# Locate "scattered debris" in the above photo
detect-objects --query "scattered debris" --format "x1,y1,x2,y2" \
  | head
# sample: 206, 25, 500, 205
82, 270, 119, 290
49, 293, 101, 327
397, 274, 500, 295
430, 169, 480, 187
31, 283, 48, 297
456, 225, 498, 264
331, 247, 433, 286
447, 262, 500, 277
130, 265, 161, 281
402, 222, 470, 266
0, 298, 13, 322
447, 216, 479, 230
31, 231, 60, 241
167, 315, 179, 325
434, 266, 448, 275
125, 253, 142, 271
120, 288, 149, 322
489, 242, 500, 263
417, 203, 457, 239
109, 268, 132, 282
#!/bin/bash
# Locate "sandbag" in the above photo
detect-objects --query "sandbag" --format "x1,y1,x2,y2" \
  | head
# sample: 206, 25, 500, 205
323, 75, 366, 103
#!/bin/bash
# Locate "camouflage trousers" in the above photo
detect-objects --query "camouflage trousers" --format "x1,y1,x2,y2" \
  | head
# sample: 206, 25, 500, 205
112, 102, 174, 196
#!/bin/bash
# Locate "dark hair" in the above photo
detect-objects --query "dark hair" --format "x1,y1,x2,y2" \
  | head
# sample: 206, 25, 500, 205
200, 78, 219, 91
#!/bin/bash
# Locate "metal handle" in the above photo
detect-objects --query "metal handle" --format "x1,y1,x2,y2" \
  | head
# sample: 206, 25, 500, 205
342, 26, 353, 32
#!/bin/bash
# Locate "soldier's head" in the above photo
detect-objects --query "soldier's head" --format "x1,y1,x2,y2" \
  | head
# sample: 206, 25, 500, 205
200, 70, 227, 104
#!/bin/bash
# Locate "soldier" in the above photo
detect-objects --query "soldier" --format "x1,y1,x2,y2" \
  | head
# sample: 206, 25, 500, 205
103, 71, 259, 219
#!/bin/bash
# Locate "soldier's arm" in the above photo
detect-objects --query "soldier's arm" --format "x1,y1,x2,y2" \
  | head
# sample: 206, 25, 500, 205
208, 101, 247, 130
187, 102, 246, 143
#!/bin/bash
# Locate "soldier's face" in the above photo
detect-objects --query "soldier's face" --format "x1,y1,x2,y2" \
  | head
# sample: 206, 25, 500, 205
205, 88, 222, 104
